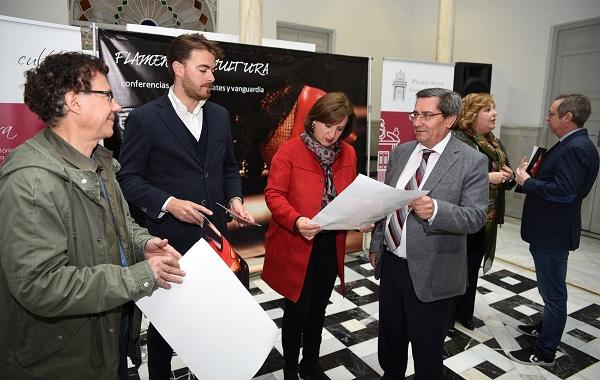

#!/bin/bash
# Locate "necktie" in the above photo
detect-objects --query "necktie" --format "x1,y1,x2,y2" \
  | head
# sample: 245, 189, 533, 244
385, 149, 433, 251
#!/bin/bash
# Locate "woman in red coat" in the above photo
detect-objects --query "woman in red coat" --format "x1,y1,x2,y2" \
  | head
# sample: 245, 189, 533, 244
262, 92, 368, 380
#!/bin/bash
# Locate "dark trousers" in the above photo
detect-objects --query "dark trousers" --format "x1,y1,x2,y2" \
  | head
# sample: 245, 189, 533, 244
282, 233, 337, 370
455, 226, 487, 322
119, 303, 132, 380
378, 251, 454, 380
531, 246, 569, 359
147, 323, 173, 380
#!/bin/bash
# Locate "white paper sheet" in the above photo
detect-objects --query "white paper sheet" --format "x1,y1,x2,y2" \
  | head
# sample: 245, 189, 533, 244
136, 239, 278, 380
311, 174, 428, 230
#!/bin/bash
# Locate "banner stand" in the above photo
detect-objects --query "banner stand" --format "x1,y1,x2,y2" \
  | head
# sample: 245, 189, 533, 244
96, 28, 370, 258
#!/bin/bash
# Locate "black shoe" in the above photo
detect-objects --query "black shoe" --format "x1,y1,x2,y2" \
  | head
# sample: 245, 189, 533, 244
459, 318, 475, 330
508, 348, 555, 367
517, 323, 542, 337
284, 367, 299, 380
298, 359, 326, 380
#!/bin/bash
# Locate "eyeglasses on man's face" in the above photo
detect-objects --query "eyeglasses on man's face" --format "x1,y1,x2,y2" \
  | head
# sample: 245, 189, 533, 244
547, 110, 557, 118
408, 111, 444, 122
82, 90, 114, 102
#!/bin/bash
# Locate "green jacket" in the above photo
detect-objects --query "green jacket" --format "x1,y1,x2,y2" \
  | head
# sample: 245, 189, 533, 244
0, 129, 157, 379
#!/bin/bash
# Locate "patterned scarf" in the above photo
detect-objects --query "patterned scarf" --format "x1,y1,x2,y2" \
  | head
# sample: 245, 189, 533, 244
300, 132, 341, 209
471, 131, 507, 222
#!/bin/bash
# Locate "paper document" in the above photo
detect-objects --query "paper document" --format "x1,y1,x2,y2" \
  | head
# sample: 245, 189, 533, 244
311, 174, 428, 230
215, 201, 262, 227
136, 239, 278, 379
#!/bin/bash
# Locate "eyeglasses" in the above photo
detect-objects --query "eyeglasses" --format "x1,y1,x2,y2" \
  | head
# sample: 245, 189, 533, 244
547, 110, 557, 118
82, 90, 114, 102
408, 111, 443, 122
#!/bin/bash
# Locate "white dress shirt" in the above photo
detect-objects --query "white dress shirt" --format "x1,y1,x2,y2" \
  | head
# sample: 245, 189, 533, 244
387, 132, 452, 258
167, 86, 206, 141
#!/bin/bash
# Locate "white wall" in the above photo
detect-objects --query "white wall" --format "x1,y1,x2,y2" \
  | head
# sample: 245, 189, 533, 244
2, 0, 600, 131
218, 0, 420, 117
0, 0, 69, 25
453, 0, 600, 131
220, 0, 600, 133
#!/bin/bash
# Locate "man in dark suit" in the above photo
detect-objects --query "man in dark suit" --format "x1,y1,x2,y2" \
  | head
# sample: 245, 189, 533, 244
117, 33, 255, 379
509, 94, 599, 367
369, 88, 489, 379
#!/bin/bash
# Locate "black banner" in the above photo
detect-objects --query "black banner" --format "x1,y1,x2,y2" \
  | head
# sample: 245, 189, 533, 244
99, 29, 369, 257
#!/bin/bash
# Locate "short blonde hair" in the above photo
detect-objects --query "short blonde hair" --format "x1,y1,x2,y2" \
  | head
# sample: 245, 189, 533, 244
454, 93, 495, 134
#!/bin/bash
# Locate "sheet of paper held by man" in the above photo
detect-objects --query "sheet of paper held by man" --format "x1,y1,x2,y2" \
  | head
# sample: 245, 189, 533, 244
311, 174, 428, 230
136, 239, 278, 379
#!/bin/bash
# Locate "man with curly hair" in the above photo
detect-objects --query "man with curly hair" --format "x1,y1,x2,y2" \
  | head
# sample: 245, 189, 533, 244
0, 52, 185, 380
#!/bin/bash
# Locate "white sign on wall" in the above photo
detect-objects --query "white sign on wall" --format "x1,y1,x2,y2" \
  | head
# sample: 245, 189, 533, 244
0, 15, 81, 103
0, 15, 81, 165
377, 58, 454, 181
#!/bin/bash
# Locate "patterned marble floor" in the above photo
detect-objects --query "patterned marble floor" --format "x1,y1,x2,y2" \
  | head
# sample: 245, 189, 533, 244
131, 220, 600, 379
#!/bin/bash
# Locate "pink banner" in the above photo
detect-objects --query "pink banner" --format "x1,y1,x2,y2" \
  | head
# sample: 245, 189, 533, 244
0, 103, 44, 165
377, 111, 415, 181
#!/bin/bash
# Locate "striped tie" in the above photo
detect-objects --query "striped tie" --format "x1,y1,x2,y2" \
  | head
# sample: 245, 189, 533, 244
384, 149, 433, 251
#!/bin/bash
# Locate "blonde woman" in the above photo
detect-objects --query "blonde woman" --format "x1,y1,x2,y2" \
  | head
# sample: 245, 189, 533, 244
451, 93, 515, 330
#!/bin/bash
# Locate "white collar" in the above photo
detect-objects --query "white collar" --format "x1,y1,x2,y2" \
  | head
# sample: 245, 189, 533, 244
168, 86, 206, 115
415, 131, 451, 155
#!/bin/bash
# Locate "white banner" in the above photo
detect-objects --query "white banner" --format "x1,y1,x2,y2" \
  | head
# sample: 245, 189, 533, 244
0, 15, 81, 165
377, 59, 454, 180
0, 15, 81, 103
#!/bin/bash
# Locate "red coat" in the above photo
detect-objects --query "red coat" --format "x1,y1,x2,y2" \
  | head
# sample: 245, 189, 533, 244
261, 137, 357, 302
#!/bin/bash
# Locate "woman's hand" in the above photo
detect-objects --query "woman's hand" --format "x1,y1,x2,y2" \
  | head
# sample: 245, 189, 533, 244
295, 216, 321, 240
489, 171, 512, 185
501, 165, 515, 183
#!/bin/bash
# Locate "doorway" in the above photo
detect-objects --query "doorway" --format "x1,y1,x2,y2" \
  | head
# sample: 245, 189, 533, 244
545, 17, 600, 234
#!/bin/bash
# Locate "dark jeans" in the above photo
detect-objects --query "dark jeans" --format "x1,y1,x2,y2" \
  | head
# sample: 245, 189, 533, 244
282, 232, 337, 370
531, 246, 569, 359
379, 251, 453, 380
119, 303, 132, 380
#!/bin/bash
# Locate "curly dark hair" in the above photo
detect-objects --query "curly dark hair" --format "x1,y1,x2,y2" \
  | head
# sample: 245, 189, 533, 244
23, 52, 108, 127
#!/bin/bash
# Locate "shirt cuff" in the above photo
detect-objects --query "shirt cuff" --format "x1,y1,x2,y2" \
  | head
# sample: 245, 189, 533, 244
159, 196, 173, 219
428, 199, 438, 224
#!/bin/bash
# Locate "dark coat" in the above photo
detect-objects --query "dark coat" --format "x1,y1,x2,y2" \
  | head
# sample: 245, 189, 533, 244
117, 93, 243, 253
521, 128, 599, 250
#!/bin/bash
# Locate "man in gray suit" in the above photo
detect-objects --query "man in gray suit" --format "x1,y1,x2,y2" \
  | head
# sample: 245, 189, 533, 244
369, 88, 489, 379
